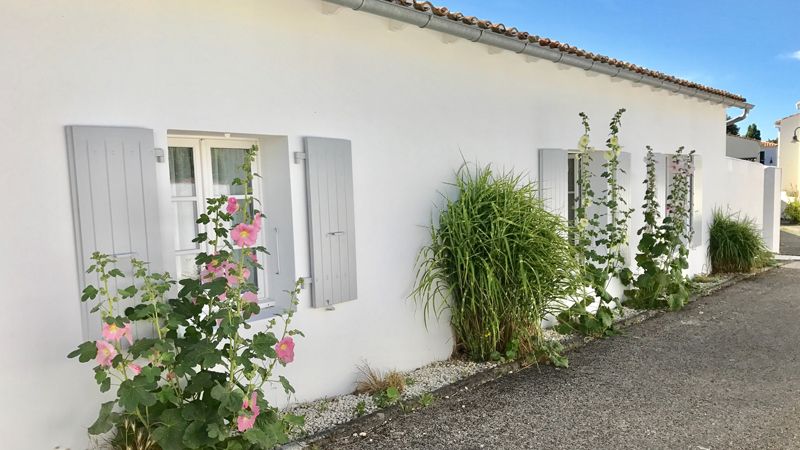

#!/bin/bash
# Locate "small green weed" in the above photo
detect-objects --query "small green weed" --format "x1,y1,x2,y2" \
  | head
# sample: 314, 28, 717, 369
417, 393, 435, 408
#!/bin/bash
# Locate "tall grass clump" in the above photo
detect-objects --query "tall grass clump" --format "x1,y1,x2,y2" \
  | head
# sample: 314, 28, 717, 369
709, 209, 771, 273
413, 163, 580, 362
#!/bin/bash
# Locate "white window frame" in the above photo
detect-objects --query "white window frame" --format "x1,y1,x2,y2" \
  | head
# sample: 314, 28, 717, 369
167, 136, 274, 309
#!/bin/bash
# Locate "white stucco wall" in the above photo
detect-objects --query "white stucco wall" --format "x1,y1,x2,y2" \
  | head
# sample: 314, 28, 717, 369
0, 1, 755, 448
726, 135, 762, 160
705, 157, 769, 245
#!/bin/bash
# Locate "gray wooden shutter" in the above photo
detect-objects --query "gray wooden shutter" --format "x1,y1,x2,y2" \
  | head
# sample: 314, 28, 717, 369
538, 149, 568, 217
303, 137, 357, 308
66, 126, 163, 340
691, 155, 703, 248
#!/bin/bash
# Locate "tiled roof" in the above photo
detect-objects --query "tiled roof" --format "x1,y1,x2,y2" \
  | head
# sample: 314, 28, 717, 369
340, 0, 747, 104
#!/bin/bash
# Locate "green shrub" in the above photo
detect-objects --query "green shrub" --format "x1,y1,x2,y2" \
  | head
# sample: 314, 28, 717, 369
785, 200, 800, 223
709, 209, 770, 273
413, 163, 580, 361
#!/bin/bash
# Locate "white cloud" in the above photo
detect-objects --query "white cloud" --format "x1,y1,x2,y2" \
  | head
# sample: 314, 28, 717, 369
790, 50, 800, 61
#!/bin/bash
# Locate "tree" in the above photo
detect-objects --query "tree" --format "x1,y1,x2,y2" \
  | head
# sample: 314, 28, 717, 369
745, 123, 761, 140
726, 116, 740, 136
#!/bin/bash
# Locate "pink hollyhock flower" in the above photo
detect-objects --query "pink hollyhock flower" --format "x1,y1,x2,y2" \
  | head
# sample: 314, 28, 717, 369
226, 274, 240, 286
217, 292, 227, 302
252, 213, 263, 233
237, 414, 256, 432
238, 391, 260, 432
128, 363, 142, 375
275, 336, 295, 364
226, 197, 240, 215
249, 253, 258, 263
95, 340, 117, 367
102, 322, 133, 345
232, 223, 258, 247
242, 291, 258, 303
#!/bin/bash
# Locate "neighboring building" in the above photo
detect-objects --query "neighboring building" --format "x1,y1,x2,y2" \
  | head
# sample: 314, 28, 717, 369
777, 111, 800, 193
726, 135, 778, 166
0, 1, 781, 447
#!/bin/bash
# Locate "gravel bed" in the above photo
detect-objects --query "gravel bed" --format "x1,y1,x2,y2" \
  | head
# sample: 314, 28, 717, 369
285, 360, 496, 437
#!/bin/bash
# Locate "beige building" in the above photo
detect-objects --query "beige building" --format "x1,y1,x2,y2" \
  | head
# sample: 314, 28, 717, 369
777, 112, 800, 192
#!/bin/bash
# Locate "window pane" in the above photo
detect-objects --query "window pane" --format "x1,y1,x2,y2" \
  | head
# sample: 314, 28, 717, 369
169, 147, 196, 197
176, 254, 200, 279
211, 148, 251, 196
173, 201, 199, 251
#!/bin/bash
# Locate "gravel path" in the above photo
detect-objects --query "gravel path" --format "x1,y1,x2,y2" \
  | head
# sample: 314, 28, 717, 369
324, 265, 800, 449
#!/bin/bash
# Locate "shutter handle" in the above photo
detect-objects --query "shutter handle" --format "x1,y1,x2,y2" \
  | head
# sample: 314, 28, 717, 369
274, 227, 280, 275
327, 231, 345, 236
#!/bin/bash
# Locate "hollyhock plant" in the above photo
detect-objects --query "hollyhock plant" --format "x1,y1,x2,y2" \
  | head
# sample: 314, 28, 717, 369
69, 145, 305, 448
95, 340, 117, 367
275, 336, 295, 364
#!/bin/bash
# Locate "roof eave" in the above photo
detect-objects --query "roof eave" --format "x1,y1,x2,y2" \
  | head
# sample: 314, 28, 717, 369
324, 0, 749, 108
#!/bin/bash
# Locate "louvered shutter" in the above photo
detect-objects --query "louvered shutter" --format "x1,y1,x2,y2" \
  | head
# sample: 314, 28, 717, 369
303, 137, 358, 308
66, 126, 164, 340
538, 149, 568, 217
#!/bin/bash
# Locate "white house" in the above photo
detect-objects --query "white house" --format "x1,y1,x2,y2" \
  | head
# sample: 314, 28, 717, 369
0, 0, 781, 448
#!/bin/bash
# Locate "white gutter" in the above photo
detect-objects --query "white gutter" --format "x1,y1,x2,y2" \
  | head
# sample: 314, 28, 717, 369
324, 0, 753, 112
726, 105, 753, 126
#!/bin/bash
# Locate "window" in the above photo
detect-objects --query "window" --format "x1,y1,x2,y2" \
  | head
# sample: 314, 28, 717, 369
168, 137, 272, 308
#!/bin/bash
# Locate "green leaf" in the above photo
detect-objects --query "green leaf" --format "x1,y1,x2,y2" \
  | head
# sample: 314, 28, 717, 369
81, 285, 99, 302
118, 379, 157, 412
140, 365, 162, 383
119, 285, 138, 298
152, 409, 189, 450
278, 376, 295, 394
88, 401, 116, 435
243, 428, 277, 448
183, 420, 216, 449
108, 268, 125, 278
252, 332, 278, 357
68, 341, 97, 363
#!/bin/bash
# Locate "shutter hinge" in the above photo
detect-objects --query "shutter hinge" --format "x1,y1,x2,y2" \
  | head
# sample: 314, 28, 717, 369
154, 148, 165, 163
293, 152, 307, 164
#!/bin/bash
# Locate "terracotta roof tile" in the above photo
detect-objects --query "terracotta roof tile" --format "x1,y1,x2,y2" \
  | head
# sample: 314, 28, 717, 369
364, 0, 746, 103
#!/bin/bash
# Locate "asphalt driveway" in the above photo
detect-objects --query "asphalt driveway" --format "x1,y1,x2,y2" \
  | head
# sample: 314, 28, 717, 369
325, 266, 800, 449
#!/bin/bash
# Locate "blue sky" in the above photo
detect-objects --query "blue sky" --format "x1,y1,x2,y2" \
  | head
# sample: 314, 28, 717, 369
439, 0, 800, 139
